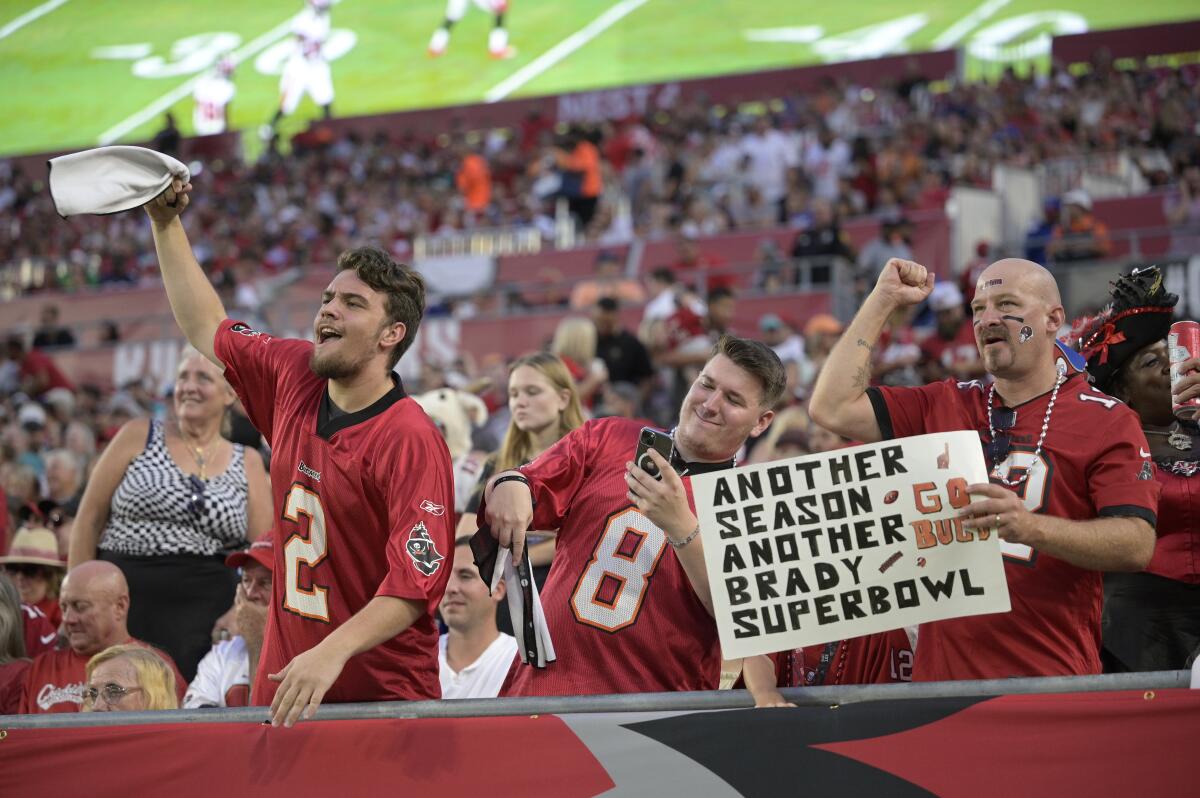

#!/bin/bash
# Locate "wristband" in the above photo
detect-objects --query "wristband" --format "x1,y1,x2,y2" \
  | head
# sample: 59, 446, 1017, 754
670, 524, 701, 549
493, 474, 529, 491
492, 473, 534, 508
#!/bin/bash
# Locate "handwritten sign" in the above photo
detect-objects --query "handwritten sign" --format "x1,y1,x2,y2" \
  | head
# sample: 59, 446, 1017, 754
693, 432, 1011, 660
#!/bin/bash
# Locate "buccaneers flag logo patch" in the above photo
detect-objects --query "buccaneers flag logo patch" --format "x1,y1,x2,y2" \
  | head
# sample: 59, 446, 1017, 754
406, 521, 444, 576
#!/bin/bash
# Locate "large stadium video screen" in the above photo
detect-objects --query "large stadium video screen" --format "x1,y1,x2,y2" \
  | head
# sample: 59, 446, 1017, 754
1, 0, 1195, 157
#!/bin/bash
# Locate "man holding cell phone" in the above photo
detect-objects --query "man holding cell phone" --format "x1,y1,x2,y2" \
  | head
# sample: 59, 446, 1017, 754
480, 335, 785, 696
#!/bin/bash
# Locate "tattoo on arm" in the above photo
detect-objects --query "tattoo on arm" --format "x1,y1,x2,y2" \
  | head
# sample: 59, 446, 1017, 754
853, 364, 870, 391
853, 338, 872, 390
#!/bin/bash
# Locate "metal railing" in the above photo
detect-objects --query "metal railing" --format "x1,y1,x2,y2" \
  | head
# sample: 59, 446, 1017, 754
1035, 151, 1154, 200
1, 670, 1187, 729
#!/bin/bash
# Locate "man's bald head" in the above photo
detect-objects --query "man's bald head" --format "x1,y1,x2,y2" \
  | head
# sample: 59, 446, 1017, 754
61, 561, 130, 655
63, 561, 129, 602
976, 258, 1062, 310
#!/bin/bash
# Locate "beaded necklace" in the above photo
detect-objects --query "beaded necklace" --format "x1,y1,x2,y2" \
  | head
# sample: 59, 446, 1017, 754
986, 373, 1064, 488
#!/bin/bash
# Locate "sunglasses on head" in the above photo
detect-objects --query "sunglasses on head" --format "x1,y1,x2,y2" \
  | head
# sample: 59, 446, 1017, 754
986, 407, 1016, 467
186, 475, 207, 519
1, 563, 47, 578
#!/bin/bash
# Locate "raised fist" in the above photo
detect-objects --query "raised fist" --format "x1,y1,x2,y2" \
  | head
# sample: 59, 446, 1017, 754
874, 258, 934, 308
144, 177, 191, 224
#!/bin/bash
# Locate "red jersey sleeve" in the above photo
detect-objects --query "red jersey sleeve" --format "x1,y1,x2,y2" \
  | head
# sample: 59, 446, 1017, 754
1087, 408, 1161, 525
376, 425, 457, 609
519, 421, 601, 534
867, 380, 954, 439
212, 319, 311, 445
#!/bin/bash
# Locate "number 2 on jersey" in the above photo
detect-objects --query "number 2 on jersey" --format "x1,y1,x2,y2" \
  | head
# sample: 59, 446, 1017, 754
570, 508, 668, 632
282, 484, 330, 622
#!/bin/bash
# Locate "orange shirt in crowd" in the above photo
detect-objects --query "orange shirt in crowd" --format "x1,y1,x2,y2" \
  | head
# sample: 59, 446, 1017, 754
568, 279, 646, 310
1050, 215, 1111, 258
456, 154, 492, 212
558, 142, 602, 198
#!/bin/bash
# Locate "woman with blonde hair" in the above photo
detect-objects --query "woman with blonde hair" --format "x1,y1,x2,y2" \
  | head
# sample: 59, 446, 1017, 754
70, 346, 272, 681
550, 316, 608, 404
82, 644, 179, 712
458, 353, 585, 582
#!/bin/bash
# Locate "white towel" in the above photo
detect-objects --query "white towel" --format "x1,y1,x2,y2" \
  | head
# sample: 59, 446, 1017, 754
488, 546, 555, 668
48, 145, 190, 217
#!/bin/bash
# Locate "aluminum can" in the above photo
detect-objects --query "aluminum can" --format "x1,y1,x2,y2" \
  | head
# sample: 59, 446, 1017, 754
1168, 320, 1200, 420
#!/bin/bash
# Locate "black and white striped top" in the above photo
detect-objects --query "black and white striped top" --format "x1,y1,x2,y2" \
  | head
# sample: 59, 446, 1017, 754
99, 420, 250, 557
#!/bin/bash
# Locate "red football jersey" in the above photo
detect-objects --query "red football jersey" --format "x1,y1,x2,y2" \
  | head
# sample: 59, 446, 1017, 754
20, 640, 186, 713
22, 603, 58, 657
870, 373, 1160, 680
771, 629, 915, 687
494, 417, 720, 696
214, 319, 455, 704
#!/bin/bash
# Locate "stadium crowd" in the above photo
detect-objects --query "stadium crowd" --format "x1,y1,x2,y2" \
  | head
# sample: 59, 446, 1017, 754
1, 54, 1199, 721
2, 56, 1199, 300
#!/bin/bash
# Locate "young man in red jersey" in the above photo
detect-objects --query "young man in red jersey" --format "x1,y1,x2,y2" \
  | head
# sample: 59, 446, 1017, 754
482, 335, 785, 696
144, 180, 455, 727
809, 257, 1158, 680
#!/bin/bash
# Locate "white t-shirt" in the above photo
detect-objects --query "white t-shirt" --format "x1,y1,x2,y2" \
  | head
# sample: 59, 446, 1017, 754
184, 636, 251, 708
770, 334, 807, 368
739, 130, 797, 202
438, 632, 518, 699
802, 138, 851, 200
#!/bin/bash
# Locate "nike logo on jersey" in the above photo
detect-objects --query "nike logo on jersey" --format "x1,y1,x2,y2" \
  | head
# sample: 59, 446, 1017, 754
1140, 448, 1151, 458
39, 632, 57, 645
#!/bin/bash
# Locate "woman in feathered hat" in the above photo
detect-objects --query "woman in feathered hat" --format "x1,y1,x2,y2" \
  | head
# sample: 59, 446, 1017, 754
1070, 266, 1200, 672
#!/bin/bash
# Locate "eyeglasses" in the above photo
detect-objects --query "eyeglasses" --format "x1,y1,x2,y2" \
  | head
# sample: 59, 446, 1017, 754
186, 475, 207, 519
82, 683, 143, 706
986, 407, 1016, 467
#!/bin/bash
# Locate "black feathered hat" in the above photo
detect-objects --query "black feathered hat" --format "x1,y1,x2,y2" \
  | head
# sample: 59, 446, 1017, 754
1067, 266, 1178, 393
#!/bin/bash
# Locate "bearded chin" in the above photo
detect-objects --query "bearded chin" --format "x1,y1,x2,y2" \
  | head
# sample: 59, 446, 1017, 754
309, 349, 358, 380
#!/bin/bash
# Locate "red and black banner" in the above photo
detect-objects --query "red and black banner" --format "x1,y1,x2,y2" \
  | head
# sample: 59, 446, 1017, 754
1, 689, 1194, 797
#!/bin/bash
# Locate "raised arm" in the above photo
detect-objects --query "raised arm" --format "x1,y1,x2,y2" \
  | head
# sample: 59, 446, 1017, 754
809, 258, 933, 443
143, 180, 227, 366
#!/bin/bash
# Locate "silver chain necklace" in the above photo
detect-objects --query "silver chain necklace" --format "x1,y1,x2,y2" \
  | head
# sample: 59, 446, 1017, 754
987, 374, 1064, 487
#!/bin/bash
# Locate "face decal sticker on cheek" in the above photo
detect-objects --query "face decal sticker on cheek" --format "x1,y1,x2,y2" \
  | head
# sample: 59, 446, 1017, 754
1019, 326, 1033, 343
